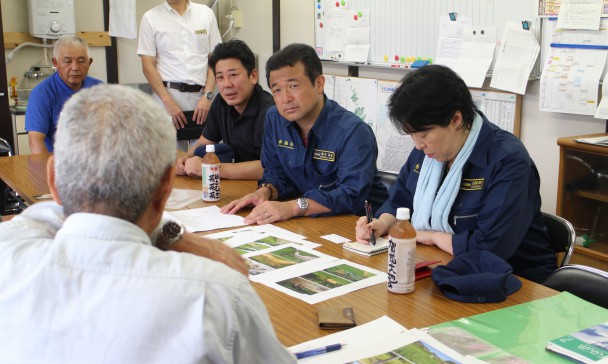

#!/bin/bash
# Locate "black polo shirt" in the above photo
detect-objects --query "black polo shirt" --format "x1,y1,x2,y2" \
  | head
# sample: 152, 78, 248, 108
202, 84, 274, 162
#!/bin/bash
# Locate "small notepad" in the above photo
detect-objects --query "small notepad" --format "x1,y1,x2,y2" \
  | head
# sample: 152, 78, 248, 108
343, 237, 389, 256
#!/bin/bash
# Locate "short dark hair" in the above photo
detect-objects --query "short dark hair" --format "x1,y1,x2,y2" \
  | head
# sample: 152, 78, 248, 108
265, 43, 322, 88
388, 65, 479, 134
208, 39, 256, 77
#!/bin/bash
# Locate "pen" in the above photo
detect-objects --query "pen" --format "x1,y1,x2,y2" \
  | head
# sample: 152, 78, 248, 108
33, 194, 53, 200
294, 343, 345, 359
365, 200, 376, 246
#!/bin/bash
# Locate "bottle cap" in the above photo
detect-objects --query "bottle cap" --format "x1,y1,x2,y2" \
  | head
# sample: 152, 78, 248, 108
396, 207, 410, 220
206, 144, 215, 153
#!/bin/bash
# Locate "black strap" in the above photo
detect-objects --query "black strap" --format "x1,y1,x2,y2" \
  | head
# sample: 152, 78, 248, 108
162, 81, 203, 93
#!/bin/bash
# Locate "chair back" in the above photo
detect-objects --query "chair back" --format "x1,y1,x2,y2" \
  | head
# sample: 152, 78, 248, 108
542, 211, 575, 267
0, 138, 12, 156
543, 264, 608, 309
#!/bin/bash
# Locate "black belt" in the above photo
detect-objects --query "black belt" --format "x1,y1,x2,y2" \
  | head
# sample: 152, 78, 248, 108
162, 81, 203, 93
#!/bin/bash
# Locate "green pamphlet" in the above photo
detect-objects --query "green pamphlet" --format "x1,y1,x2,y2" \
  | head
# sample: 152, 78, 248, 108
430, 292, 608, 363
546, 321, 608, 363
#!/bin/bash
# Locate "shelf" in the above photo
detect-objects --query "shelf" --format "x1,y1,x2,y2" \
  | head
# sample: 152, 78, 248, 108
558, 134, 608, 270
572, 189, 608, 203
574, 241, 608, 261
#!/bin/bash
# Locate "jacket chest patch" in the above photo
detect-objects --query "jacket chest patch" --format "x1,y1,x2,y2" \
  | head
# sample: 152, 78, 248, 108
313, 149, 335, 162
461, 178, 485, 190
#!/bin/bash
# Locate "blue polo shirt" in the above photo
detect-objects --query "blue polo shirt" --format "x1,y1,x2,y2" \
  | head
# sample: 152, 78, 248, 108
377, 113, 556, 283
25, 72, 103, 152
260, 97, 388, 216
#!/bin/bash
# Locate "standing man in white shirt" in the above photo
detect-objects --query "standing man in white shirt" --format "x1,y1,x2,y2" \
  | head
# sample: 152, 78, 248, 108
138, 0, 221, 149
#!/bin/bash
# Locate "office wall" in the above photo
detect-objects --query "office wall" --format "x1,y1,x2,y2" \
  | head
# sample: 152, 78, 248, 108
2, 0, 108, 87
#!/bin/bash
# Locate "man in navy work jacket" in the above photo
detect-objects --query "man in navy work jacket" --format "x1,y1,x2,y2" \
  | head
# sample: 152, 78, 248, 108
26, 35, 103, 153
222, 43, 388, 224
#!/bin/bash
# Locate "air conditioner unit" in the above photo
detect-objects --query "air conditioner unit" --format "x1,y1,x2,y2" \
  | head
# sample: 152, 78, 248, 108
27, 0, 76, 39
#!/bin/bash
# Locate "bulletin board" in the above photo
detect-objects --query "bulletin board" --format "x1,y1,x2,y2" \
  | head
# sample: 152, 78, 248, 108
324, 75, 521, 173
314, 0, 539, 69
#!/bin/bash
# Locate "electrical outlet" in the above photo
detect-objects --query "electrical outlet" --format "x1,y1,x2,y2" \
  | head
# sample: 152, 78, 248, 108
232, 8, 243, 28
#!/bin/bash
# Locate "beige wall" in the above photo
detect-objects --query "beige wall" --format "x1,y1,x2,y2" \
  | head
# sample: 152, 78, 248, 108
2, 0, 107, 88
3, 1, 604, 212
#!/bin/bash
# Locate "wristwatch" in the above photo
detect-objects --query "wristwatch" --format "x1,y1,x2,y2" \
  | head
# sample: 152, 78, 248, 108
297, 198, 309, 217
203, 91, 215, 100
156, 221, 185, 248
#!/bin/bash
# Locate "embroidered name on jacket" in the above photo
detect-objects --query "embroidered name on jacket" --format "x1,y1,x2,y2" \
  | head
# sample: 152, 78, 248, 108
313, 149, 335, 162
461, 178, 485, 190
277, 139, 294, 149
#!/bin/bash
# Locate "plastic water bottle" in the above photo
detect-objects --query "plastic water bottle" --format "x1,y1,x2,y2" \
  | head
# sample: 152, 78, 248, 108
201, 145, 220, 202
387, 207, 416, 294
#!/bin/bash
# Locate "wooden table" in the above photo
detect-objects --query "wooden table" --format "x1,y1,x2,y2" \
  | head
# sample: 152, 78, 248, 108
0, 154, 558, 347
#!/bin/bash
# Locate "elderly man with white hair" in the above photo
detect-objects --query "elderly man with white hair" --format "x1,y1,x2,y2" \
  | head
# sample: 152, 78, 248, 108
26, 35, 103, 154
0, 85, 296, 363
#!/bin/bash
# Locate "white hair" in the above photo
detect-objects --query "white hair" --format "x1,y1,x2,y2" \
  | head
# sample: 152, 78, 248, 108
54, 84, 176, 222
53, 35, 90, 59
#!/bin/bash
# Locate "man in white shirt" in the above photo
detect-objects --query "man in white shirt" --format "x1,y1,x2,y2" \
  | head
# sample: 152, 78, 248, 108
138, 0, 221, 149
0, 84, 296, 363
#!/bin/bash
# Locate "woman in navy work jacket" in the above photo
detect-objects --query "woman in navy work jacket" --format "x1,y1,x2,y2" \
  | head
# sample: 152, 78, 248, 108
355, 65, 556, 283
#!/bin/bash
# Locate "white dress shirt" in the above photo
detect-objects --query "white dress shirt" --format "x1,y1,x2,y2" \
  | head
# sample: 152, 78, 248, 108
138, 2, 221, 87
0, 202, 296, 364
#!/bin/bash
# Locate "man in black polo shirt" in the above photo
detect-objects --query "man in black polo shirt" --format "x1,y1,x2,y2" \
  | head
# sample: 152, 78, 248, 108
176, 39, 274, 180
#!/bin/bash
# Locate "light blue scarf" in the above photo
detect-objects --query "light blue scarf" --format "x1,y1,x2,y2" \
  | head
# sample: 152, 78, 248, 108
411, 115, 482, 233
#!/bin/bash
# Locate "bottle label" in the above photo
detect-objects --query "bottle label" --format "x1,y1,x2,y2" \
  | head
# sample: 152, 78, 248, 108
387, 237, 416, 294
202, 164, 220, 201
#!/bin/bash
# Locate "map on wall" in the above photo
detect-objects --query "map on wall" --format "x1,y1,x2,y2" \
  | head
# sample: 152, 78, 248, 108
376, 80, 414, 174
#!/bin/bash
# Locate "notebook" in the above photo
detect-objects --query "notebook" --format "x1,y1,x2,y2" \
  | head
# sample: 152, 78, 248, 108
343, 237, 390, 256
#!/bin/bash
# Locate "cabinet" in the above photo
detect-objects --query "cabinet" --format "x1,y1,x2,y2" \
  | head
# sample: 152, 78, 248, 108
557, 134, 608, 270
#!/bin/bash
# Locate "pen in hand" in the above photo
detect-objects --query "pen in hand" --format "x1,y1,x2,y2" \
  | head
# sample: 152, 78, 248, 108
364, 200, 376, 246
294, 343, 346, 359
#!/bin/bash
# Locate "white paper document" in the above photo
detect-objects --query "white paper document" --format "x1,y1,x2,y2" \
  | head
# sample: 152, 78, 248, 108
540, 47, 607, 115
595, 77, 608, 119
203, 224, 307, 242
165, 206, 246, 232
435, 15, 473, 69
164, 188, 201, 210
453, 26, 497, 88
257, 259, 387, 304
289, 316, 480, 363
490, 23, 540, 95
471, 90, 518, 134
320, 234, 351, 244
376, 80, 413, 174
556, 0, 603, 30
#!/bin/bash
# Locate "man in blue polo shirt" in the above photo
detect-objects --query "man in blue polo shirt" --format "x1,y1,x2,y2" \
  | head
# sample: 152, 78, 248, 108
222, 43, 388, 224
26, 35, 103, 154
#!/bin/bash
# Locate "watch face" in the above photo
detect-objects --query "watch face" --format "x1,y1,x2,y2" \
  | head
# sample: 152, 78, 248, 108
205, 92, 214, 100
297, 198, 309, 216
157, 221, 183, 247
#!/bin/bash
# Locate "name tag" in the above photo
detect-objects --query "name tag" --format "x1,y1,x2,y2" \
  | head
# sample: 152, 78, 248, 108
277, 139, 294, 149
195, 29, 207, 35
313, 149, 335, 162
461, 178, 485, 190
